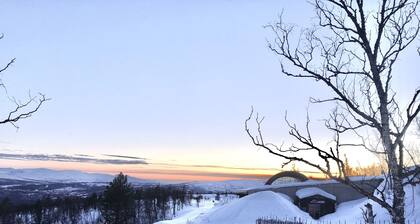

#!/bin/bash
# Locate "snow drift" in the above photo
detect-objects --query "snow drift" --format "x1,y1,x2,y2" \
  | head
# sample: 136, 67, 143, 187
195, 191, 312, 224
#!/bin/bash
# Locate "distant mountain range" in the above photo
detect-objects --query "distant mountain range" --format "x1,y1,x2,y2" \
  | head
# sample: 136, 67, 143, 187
0, 167, 266, 192
0, 167, 147, 184
0, 167, 267, 205
181, 179, 266, 193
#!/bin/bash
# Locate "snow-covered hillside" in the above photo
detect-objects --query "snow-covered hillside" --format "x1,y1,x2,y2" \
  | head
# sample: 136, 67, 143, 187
0, 168, 146, 183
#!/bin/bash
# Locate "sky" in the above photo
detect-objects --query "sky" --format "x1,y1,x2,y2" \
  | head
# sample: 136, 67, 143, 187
0, 0, 418, 181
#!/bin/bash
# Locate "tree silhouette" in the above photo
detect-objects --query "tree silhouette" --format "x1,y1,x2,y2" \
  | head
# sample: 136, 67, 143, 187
101, 172, 135, 224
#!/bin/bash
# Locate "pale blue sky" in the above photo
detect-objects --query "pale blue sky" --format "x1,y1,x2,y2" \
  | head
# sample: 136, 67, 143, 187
0, 0, 417, 180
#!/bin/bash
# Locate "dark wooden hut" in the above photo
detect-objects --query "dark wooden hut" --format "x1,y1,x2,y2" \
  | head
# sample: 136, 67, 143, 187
294, 187, 336, 219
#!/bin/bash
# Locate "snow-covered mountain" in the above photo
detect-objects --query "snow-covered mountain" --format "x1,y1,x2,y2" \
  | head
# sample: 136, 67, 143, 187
0, 168, 147, 184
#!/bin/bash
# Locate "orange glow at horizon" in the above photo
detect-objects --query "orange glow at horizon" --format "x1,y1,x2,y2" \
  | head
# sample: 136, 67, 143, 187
0, 159, 278, 182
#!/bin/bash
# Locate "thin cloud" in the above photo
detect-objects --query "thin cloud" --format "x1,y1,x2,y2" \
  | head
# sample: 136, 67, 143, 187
102, 154, 146, 160
0, 153, 147, 165
151, 162, 280, 172
124, 168, 271, 180
74, 154, 93, 157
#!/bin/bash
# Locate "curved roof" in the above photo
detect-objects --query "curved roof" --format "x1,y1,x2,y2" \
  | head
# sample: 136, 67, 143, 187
265, 171, 309, 185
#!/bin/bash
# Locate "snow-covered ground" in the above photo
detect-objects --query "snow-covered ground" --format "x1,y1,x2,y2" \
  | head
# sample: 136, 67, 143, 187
156, 197, 216, 224
155, 194, 238, 224
156, 183, 420, 224
319, 184, 420, 223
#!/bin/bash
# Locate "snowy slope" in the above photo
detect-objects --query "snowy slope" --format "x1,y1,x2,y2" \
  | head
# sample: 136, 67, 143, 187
0, 168, 147, 183
194, 191, 312, 224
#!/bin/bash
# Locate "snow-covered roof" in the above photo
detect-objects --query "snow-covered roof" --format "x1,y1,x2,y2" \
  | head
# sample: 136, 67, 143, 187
296, 187, 336, 200
238, 175, 383, 193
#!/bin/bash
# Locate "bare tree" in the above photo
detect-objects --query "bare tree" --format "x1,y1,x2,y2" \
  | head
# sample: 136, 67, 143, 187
245, 1, 419, 223
0, 35, 48, 129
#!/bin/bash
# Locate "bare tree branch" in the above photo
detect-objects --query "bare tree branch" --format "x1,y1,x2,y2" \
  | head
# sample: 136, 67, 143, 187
0, 36, 48, 129
247, 1, 420, 222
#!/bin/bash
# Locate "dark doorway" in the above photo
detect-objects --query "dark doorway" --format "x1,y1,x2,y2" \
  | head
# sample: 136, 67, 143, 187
308, 202, 322, 219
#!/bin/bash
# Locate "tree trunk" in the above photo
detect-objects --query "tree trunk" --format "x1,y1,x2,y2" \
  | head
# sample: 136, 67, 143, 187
391, 172, 406, 224
385, 139, 405, 224
378, 90, 405, 224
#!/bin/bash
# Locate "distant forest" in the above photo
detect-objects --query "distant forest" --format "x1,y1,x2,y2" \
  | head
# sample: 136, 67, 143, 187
0, 173, 210, 224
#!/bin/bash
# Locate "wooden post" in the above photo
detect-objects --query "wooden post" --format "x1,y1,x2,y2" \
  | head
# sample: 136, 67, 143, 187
362, 203, 375, 224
